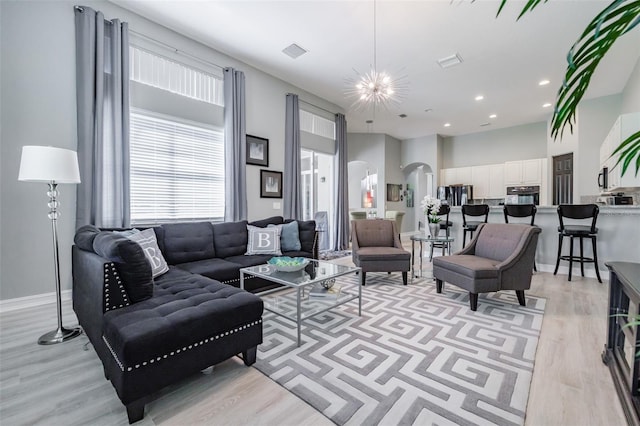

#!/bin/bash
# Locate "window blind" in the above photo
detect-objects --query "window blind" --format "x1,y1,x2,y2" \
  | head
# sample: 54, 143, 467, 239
130, 46, 224, 106
130, 111, 225, 224
300, 110, 335, 139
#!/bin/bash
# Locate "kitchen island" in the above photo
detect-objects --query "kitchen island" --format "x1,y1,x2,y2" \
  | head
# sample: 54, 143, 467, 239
443, 205, 640, 279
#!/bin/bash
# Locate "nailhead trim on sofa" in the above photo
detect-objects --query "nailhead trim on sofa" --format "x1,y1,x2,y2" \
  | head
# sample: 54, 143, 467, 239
103, 262, 130, 311
102, 319, 263, 372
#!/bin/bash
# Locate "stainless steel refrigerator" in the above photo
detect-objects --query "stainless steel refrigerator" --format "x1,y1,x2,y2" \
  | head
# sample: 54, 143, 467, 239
437, 185, 473, 206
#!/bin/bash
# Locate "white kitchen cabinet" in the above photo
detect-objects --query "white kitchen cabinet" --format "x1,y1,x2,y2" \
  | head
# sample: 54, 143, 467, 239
442, 168, 456, 186
505, 159, 543, 185
456, 167, 472, 185
522, 159, 542, 184
601, 112, 640, 191
471, 166, 490, 199
440, 167, 473, 186
489, 164, 505, 198
471, 164, 505, 199
504, 161, 522, 185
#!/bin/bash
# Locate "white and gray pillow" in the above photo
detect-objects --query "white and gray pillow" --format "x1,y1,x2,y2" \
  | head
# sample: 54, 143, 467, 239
245, 225, 282, 255
126, 228, 170, 278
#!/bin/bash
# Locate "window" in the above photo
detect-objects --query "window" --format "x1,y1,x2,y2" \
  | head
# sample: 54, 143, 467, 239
300, 110, 335, 139
130, 45, 223, 106
129, 110, 225, 224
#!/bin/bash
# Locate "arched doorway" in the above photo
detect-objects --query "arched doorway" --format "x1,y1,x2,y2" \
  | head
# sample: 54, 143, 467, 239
402, 162, 435, 231
347, 161, 378, 214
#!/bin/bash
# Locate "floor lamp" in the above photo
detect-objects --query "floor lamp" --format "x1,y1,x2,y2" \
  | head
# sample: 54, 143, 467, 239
18, 146, 83, 345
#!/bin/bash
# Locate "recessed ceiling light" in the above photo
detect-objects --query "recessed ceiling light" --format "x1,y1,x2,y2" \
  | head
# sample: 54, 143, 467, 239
542, 103, 552, 108
475, 95, 484, 101
539, 79, 550, 86
444, 123, 451, 127
424, 108, 433, 113
489, 114, 497, 119
282, 43, 308, 59
480, 122, 491, 127
366, 119, 374, 124
399, 114, 407, 118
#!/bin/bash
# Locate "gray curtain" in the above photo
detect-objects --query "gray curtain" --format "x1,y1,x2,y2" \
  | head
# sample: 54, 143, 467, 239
334, 113, 349, 250
74, 6, 130, 229
283, 93, 302, 219
223, 67, 247, 221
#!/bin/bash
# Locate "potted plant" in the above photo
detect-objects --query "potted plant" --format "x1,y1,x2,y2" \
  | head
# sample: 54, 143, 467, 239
420, 195, 442, 238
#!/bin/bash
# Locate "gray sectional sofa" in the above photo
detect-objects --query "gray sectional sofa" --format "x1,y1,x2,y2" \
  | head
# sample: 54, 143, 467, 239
72, 216, 317, 423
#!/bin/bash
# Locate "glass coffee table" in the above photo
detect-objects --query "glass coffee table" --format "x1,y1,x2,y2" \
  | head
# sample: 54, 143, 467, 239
410, 232, 455, 283
240, 260, 362, 347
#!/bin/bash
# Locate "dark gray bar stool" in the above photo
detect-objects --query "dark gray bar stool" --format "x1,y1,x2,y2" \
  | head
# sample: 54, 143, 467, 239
462, 204, 489, 247
553, 204, 602, 283
429, 204, 453, 261
504, 204, 538, 271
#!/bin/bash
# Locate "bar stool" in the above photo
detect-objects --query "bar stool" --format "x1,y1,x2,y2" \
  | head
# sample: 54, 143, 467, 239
504, 204, 538, 271
429, 204, 453, 261
462, 204, 489, 247
553, 204, 602, 283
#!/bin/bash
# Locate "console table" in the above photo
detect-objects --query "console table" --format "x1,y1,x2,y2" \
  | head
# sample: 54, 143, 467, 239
603, 261, 640, 426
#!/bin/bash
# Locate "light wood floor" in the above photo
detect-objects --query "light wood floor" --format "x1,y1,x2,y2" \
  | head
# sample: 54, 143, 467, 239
0, 258, 626, 425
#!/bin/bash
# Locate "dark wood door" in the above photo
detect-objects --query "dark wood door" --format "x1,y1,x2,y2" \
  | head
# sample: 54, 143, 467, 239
553, 153, 573, 204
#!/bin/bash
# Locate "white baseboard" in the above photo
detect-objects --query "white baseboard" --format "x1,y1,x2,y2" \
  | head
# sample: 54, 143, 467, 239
536, 263, 608, 281
0, 289, 72, 314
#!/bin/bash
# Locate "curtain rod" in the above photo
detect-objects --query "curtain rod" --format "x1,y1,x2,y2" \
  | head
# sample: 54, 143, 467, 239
75, 6, 223, 71
129, 29, 224, 71
298, 98, 339, 117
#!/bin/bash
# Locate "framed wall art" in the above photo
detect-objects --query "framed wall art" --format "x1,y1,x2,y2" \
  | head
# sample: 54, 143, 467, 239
260, 170, 283, 198
246, 135, 269, 166
386, 183, 402, 202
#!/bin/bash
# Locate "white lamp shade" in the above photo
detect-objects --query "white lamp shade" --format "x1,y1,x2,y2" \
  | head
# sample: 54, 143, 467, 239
18, 146, 81, 183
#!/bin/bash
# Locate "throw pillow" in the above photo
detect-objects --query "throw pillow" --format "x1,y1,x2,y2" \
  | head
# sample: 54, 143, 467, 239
127, 228, 170, 278
268, 220, 301, 251
93, 232, 153, 303
245, 225, 282, 255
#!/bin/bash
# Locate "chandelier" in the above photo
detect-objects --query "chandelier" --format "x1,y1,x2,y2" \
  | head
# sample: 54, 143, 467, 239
346, 0, 408, 110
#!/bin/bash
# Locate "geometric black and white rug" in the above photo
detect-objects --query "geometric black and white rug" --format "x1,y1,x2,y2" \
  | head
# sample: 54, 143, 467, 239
254, 273, 545, 426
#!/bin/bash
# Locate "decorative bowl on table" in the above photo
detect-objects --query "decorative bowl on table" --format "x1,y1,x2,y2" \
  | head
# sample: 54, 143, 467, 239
268, 256, 310, 272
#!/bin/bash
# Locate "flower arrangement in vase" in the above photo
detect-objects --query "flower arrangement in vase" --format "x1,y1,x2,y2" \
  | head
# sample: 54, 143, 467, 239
420, 195, 442, 237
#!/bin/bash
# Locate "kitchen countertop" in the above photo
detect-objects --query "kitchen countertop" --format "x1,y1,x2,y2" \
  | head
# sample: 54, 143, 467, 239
449, 205, 640, 214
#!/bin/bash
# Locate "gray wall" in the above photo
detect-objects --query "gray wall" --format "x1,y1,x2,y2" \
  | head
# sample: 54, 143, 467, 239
441, 122, 548, 168
0, 0, 342, 301
347, 133, 386, 217
384, 135, 405, 220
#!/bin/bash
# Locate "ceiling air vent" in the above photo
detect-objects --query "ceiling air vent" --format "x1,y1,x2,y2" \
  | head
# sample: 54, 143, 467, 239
437, 53, 463, 69
480, 122, 491, 127
366, 120, 374, 124
282, 43, 308, 59
399, 114, 407, 118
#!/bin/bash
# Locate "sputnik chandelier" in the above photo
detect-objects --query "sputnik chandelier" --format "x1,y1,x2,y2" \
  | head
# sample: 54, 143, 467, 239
346, 0, 408, 110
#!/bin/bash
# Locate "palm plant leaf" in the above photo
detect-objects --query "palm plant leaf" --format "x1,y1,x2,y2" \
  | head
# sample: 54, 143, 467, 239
611, 131, 640, 177
494, 0, 640, 177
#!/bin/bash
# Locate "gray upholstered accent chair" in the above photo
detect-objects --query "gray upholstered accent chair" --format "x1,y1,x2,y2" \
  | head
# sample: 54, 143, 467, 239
351, 219, 411, 286
433, 223, 541, 311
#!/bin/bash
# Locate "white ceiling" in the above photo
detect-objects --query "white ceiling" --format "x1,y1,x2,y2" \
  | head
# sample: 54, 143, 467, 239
111, 0, 640, 140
